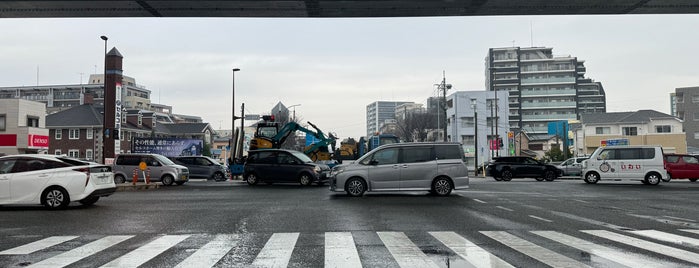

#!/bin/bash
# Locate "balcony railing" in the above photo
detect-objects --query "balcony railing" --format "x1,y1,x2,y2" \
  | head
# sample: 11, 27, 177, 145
521, 101, 577, 108
521, 77, 575, 84
521, 89, 575, 96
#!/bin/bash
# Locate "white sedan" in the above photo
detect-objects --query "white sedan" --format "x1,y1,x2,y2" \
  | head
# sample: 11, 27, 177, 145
0, 154, 117, 209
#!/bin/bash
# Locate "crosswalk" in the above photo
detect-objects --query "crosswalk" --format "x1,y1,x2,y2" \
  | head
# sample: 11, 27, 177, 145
2, 229, 699, 267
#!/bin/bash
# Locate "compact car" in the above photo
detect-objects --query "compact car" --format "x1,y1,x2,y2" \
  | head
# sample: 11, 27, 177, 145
486, 156, 561, 181
170, 156, 228, 181
664, 154, 699, 182
244, 149, 330, 186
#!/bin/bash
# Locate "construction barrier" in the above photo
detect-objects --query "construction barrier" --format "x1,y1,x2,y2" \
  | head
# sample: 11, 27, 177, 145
132, 169, 138, 185
146, 168, 151, 184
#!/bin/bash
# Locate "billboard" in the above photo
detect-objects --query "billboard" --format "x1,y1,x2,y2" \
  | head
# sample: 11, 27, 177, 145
132, 138, 203, 157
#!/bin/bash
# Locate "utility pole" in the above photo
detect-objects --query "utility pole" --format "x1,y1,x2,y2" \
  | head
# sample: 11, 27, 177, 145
471, 98, 478, 176
441, 71, 449, 142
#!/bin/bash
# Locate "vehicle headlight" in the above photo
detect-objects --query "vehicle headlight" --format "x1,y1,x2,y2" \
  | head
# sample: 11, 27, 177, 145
331, 166, 345, 176
314, 166, 321, 173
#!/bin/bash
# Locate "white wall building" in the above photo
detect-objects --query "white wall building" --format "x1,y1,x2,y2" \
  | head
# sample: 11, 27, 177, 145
0, 99, 49, 155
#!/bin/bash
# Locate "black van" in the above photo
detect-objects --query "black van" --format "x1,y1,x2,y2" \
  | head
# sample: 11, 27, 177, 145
244, 149, 330, 186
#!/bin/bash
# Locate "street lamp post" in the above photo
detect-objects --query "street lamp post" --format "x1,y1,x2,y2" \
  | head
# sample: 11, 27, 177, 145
287, 104, 301, 123
100, 35, 107, 164
230, 68, 240, 162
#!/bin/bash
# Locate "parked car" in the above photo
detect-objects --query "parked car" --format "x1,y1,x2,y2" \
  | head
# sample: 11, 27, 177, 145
556, 157, 589, 176
664, 154, 699, 182
112, 153, 189, 186
582, 145, 667, 185
170, 156, 228, 181
244, 149, 330, 186
329, 142, 469, 197
0, 154, 116, 209
486, 156, 561, 182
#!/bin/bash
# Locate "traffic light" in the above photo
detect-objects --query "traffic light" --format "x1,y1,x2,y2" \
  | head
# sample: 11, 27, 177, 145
498, 137, 504, 148
113, 129, 119, 139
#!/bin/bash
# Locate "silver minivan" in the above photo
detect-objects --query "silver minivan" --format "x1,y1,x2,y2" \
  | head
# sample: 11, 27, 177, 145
112, 153, 190, 185
329, 142, 469, 196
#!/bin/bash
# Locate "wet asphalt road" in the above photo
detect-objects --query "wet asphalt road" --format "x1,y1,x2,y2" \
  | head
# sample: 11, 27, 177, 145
2, 178, 699, 267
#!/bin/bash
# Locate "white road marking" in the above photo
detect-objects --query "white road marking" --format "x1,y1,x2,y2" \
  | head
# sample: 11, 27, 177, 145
473, 199, 487, 204
630, 230, 699, 247
533, 231, 669, 268
681, 229, 699, 235
550, 211, 632, 231
528, 215, 553, 223
0, 236, 78, 255
28, 236, 133, 268
377, 232, 439, 268
480, 231, 590, 268
174, 234, 238, 268
583, 230, 699, 264
664, 216, 697, 222
325, 232, 362, 268
100, 235, 190, 268
573, 199, 589, 203
496, 206, 514, 212
251, 232, 299, 268
429, 231, 513, 268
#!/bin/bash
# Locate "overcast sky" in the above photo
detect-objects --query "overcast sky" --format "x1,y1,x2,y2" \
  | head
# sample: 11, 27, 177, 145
1, 14, 697, 139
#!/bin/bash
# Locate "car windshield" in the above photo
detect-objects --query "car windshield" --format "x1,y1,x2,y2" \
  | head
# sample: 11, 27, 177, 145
289, 151, 313, 163
154, 154, 176, 165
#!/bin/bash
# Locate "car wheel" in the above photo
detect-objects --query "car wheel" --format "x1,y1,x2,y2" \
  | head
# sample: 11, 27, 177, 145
493, 176, 503, 181
42, 187, 70, 209
501, 170, 513, 181
114, 174, 126, 184
345, 177, 366, 197
299, 173, 313, 186
544, 170, 557, 181
212, 172, 225, 182
246, 173, 259, 185
161, 175, 175, 186
644, 172, 660, 185
432, 177, 452, 196
535, 177, 545, 181
79, 196, 99, 206
584, 172, 599, 184
175, 181, 185, 186
690, 178, 698, 182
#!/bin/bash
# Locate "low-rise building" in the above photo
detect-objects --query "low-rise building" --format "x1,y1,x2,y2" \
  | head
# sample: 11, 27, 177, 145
0, 99, 50, 155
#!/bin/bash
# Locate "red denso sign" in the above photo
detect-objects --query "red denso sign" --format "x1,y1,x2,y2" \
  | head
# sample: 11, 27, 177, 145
28, 134, 49, 148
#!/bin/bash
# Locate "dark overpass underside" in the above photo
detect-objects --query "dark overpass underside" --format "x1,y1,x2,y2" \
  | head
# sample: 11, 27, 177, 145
1, 0, 699, 18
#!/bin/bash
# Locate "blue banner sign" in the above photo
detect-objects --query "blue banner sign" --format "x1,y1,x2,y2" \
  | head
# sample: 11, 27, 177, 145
132, 138, 203, 156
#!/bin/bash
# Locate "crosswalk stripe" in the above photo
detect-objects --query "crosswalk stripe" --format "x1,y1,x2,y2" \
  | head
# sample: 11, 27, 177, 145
429, 231, 514, 268
480, 231, 590, 268
583, 230, 699, 264
250, 232, 299, 268
174, 234, 238, 268
0, 236, 79, 255
680, 229, 699, 235
27, 235, 134, 268
100, 235, 190, 268
325, 232, 362, 268
377, 232, 439, 268
532, 231, 669, 268
629, 230, 699, 247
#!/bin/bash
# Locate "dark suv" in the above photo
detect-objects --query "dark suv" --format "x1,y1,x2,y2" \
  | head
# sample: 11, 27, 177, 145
485, 156, 561, 182
244, 149, 330, 186
170, 156, 228, 181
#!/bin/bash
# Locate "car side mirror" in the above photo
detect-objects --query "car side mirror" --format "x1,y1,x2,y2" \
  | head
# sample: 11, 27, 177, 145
369, 160, 379, 165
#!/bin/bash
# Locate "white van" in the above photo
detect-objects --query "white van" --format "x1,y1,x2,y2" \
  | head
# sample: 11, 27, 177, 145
582, 145, 668, 185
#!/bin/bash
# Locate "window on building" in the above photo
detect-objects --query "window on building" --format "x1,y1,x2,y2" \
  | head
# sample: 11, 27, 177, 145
69, 129, 80, 139
595, 127, 611, 134
461, 135, 475, 145
27, 116, 39, 127
529, 144, 543, 150
694, 132, 699, 140
622, 127, 638, 136
677, 93, 684, 103
86, 149, 93, 160
86, 128, 93, 139
54, 149, 61, 155
0, 114, 5, 131
694, 112, 699, 121
460, 117, 474, 128
68, 149, 79, 158
693, 95, 699, 103
55, 129, 62, 140
656, 125, 671, 133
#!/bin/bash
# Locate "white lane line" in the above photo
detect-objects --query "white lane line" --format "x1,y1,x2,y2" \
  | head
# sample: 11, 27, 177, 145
472, 199, 487, 204
665, 216, 697, 222
251, 232, 299, 268
496, 206, 514, 212
430, 231, 513, 268
573, 199, 589, 204
583, 230, 699, 264
480, 231, 590, 268
549, 211, 633, 231
629, 230, 699, 247
0, 236, 79, 255
528, 215, 553, 223
325, 232, 362, 268
377, 232, 439, 268
174, 234, 238, 268
29, 235, 133, 268
532, 231, 669, 268
100, 235, 190, 268
681, 229, 699, 235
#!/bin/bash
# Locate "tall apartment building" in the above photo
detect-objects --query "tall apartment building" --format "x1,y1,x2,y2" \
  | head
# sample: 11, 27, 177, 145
486, 47, 606, 136
0, 74, 154, 114
366, 101, 412, 137
674, 86, 699, 152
